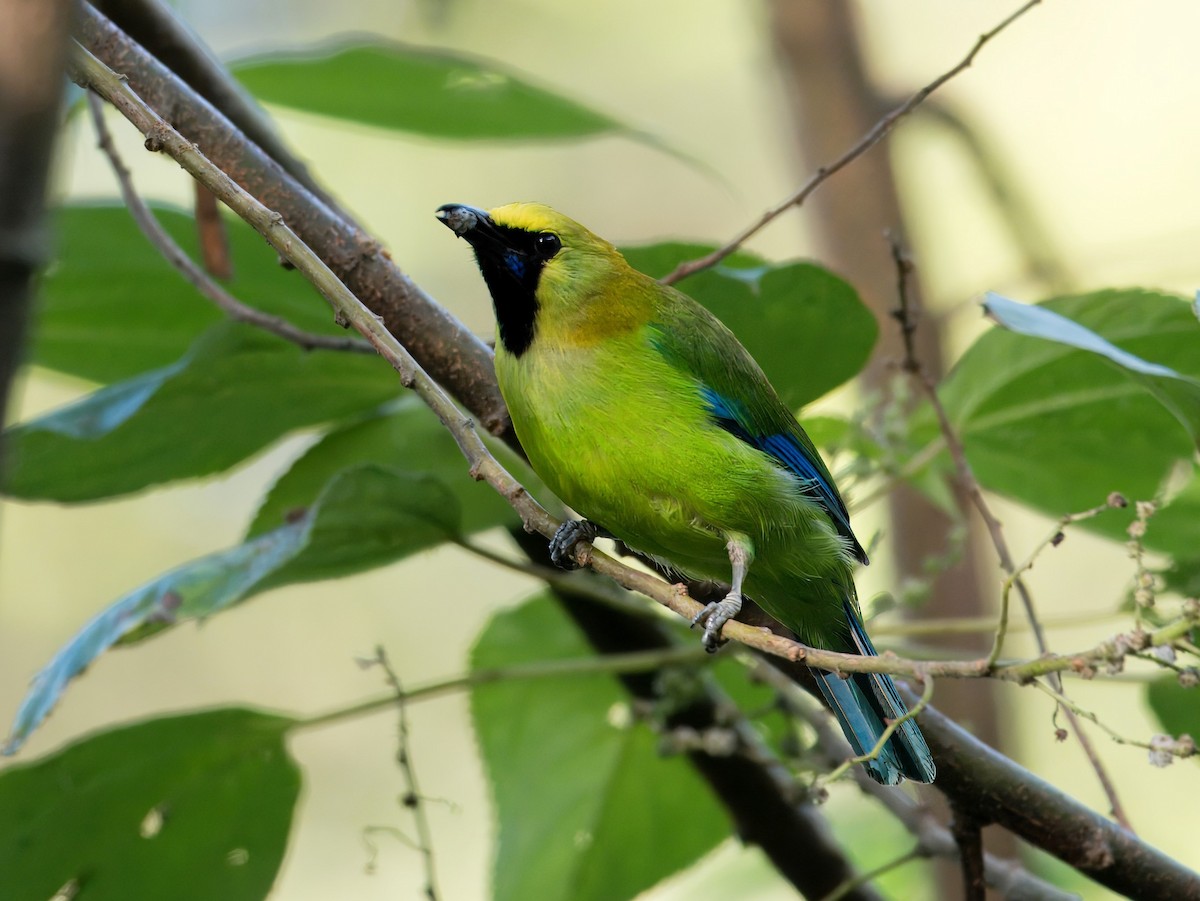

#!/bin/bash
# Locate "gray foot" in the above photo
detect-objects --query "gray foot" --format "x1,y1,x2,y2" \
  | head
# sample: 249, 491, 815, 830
690, 593, 742, 653
548, 519, 602, 569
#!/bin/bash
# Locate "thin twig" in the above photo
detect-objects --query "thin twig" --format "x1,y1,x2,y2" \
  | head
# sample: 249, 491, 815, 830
85, 92, 373, 355
887, 231, 1136, 831
987, 495, 1125, 668
369, 647, 440, 900
1029, 679, 1187, 758
660, 0, 1042, 285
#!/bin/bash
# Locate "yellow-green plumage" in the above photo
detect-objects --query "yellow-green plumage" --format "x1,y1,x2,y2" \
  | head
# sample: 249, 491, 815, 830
438, 201, 933, 785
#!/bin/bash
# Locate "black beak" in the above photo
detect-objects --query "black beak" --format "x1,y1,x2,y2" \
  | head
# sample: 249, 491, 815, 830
435, 203, 487, 238
436, 203, 517, 259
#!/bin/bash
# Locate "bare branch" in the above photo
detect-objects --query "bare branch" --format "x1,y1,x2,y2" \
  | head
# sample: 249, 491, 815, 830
91, 0, 348, 218
950, 804, 986, 901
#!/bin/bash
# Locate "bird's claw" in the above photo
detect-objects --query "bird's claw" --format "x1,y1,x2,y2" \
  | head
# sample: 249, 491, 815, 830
548, 519, 599, 570
690, 594, 742, 653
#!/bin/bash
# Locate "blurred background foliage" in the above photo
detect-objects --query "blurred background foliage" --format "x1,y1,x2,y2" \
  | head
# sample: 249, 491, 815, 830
2, 1, 1200, 899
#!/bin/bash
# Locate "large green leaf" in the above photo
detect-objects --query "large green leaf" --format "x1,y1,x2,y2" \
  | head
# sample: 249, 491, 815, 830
471, 597, 728, 901
984, 292, 1200, 448
232, 40, 630, 141
621, 243, 877, 409
0, 709, 299, 901
32, 203, 345, 383
4, 465, 459, 754
3, 322, 399, 501
248, 398, 524, 539
938, 291, 1198, 531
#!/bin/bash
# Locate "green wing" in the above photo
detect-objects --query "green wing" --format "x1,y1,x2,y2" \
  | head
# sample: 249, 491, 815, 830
647, 285, 867, 564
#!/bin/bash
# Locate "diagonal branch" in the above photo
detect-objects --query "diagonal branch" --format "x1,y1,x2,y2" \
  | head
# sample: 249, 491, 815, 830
91, 0, 348, 218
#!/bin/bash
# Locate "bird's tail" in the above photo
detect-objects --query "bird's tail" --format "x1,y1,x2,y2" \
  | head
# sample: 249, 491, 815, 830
812, 600, 936, 785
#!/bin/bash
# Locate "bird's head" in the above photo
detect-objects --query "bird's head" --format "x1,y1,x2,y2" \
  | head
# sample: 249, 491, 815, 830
437, 202, 635, 357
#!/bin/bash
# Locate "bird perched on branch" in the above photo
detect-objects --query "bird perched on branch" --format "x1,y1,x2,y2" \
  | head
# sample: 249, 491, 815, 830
437, 201, 934, 785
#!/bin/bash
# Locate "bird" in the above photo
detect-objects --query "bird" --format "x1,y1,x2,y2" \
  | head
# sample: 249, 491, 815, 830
437, 201, 935, 785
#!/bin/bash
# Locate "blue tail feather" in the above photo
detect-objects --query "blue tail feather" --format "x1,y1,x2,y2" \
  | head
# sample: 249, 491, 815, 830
814, 601, 936, 785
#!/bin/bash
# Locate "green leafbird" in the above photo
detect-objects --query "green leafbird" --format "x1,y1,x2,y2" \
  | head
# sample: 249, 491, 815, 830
437, 202, 934, 785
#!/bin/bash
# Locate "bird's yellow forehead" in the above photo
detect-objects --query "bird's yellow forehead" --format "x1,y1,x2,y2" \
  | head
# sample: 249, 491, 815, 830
487, 202, 566, 234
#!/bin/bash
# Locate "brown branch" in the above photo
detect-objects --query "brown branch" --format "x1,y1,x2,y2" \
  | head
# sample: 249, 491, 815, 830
91, 0, 348, 218
660, 0, 1042, 285
193, 182, 231, 279
86, 93, 373, 354
950, 804, 986, 901
888, 232, 1136, 832
76, 2, 510, 434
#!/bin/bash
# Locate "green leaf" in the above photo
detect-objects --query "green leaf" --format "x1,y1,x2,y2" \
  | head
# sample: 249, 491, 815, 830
471, 597, 728, 901
232, 40, 631, 142
253, 464, 460, 591
938, 290, 1198, 526
0, 709, 299, 901
33, 203, 345, 383
4, 465, 457, 754
3, 322, 399, 501
1147, 678, 1200, 752
622, 243, 876, 408
248, 398, 519, 538
984, 292, 1200, 448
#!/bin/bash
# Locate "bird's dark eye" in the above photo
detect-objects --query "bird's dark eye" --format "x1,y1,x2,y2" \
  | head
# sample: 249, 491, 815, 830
534, 232, 562, 259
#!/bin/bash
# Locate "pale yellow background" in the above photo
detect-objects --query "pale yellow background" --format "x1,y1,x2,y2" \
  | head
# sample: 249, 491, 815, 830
4, 2, 1200, 898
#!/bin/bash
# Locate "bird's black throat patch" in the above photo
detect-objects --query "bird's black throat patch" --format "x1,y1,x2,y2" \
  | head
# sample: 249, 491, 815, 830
470, 224, 552, 358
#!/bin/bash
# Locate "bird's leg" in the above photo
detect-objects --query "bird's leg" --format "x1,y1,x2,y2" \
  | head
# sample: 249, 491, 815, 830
690, 537, 751, 652
548, 518, 611, 569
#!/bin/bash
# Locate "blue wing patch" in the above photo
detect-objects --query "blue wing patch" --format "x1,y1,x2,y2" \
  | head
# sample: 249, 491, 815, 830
702, 387, 866, 564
